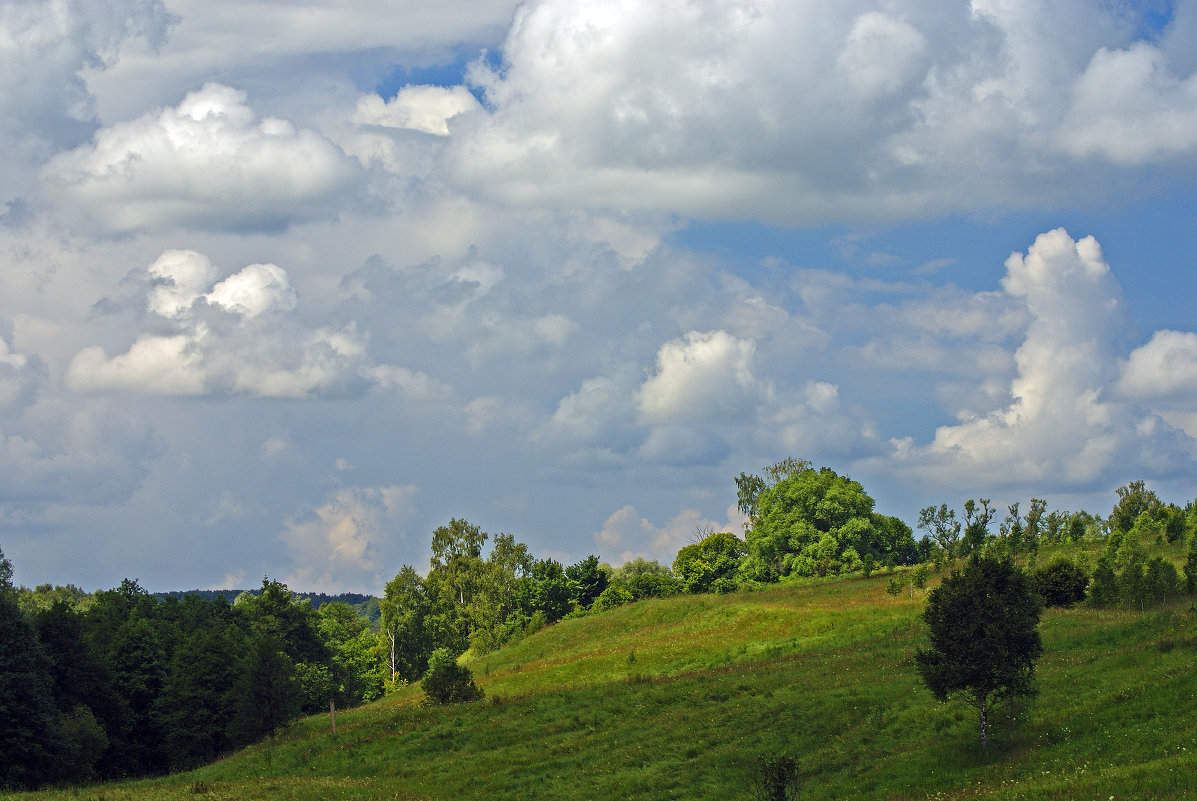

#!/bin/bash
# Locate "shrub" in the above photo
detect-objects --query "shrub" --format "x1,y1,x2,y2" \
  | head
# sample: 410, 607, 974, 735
420, 648, 483, 704
749, 753, 801, 801
1031, 558, 1089, 608
591, 584, 634, 612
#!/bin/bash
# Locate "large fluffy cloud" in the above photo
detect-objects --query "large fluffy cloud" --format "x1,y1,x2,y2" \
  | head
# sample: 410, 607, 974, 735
0, 0, 172, 178
437, 0, 1197, 222
42, 83, 360, 232
67, 249, 385, 399
893, 229, 1195, 488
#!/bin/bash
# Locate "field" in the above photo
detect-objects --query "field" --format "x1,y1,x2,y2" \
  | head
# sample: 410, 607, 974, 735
6, 554, 1196, 801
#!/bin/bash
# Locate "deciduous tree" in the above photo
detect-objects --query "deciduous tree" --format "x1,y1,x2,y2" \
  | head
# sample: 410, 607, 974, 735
915, 555, 1043, 749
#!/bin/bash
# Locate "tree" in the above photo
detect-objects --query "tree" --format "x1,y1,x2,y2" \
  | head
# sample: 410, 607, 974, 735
743, 465, 910, 581
1108, 480, 1161, 536
918, 504, 961, 559
0, 547, 66, 788
380, 566, 432, 683
1087, 554, 1120, 607
591, 584, 634, 612
915, 555, 1043, 749
1031, 558, 1088, 608
318, 602, 384, 705
420, 648, 483, 704
673, 531, 745, 593
227, 634, 301, 745
157, 622, 246, 769
1186, 533, 1197, 595
425, 519, 489, 655
565, 555, 609, 608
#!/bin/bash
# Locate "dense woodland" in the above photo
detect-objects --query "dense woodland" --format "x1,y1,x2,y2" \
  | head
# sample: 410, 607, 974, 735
2, 461, 1196, 789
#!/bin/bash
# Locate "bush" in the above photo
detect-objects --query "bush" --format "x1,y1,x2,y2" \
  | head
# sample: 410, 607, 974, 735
591, 584, 634, 612
749, 753, 801, 801
420, 648, 483, 704
1031, 558, 1089, 608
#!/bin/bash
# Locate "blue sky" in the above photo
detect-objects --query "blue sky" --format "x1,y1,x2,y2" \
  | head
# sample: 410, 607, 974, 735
2, 0, 1197, 593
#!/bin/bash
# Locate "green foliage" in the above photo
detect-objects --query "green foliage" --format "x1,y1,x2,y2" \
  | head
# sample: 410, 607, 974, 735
591, 584, 634, 612
0, 548, 66, 788
911, 564, 929, 591
915, 555, 1043, 748
228, 635, 302, 744
421, 648, 483, 704
738, 461, 915, 583
157, 622, 246, 770
12, 569, 1197, 801
918, 504, 961, 558
1108, 480, 1162, 536
1087, 554, 1120, 607
885, 575, 903, 595
674, 531, 746, 593
380, 566, 432, 683
1143, 556, 1180, 605
57, 704, 108, 783
318, 602, 384, 706
1031, 557, 1089, 608
565, 555, 609, 609
1186, 534, 1197, 594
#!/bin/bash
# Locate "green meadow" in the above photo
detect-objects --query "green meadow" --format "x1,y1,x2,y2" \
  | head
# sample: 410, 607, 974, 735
7, 557, 1195, 801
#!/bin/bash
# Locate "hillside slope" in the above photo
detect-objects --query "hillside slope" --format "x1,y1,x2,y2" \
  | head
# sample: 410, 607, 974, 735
6, 569, 1196, 801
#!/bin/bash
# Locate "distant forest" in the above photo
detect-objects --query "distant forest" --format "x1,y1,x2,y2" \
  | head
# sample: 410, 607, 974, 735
153, 589, 380, 621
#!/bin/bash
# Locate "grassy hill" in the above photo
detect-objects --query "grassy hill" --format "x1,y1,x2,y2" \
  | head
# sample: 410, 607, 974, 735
7, 553, 1196, 801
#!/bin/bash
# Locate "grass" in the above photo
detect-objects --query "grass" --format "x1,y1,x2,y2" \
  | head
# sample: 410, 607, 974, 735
6, 560, 1196, 801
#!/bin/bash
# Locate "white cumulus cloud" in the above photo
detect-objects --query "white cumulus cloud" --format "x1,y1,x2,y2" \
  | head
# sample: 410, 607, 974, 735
895, 229, 1195, 488
637, 330, 761, 425
43, 82, 360, 233
67, 251, 373, 398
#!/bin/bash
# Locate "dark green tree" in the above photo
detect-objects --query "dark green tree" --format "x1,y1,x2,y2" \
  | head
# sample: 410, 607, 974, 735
157, 622, 247, 769
227, 634, 301, 745
1108, 480, 1161, 536
915, 555, 1043, 748
318, 602, 383, 705
1087, 554, 1120, 607
31, 601, 124, 781
420, 648, 483, 704
235, 578, 328, 666
0, 547, 66, 788
1186, 534, 1197, 595
565, 554, 609, 608
1143, 556, 1180, 606
522, 558, 574, 621
107, 616, 168, 774
1031, 558, 1089, 608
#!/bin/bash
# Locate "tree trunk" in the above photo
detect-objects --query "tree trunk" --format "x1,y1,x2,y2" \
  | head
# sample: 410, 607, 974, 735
330, 699, 337, 735
388, 630, 397, 681
979, 698, 988, 749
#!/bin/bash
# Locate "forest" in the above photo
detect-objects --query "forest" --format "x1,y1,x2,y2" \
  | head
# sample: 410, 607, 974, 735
2, 461, 1196, 791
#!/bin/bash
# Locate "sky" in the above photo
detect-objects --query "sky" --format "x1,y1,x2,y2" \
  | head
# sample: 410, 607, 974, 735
3, 0, 1197, 594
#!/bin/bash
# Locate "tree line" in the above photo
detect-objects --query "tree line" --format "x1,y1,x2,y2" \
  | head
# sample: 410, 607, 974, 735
5, 460, 1197, 788
0, 565, 383, 787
